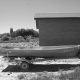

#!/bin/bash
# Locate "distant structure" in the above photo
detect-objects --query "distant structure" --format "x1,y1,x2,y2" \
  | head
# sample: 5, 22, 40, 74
34, 13, 80, 46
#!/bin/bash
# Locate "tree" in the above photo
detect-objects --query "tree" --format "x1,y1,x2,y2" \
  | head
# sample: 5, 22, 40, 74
10, 28, 13, 37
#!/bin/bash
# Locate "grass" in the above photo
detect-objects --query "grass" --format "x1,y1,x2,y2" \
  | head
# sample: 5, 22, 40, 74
58, 66, 80, 80
17, 66, 80, 80
17, 72, 57, 80
0, 41, 39, 48
0, 38, 39, 48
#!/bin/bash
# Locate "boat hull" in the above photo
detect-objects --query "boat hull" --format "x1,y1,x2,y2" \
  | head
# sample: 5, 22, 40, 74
0, 45, 79, 58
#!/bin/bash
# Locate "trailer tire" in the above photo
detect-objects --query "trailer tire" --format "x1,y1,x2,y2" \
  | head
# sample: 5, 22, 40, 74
20, 61, 29, 70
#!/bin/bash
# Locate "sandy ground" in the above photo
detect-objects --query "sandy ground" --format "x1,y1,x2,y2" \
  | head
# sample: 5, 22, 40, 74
0, 56, 79, 80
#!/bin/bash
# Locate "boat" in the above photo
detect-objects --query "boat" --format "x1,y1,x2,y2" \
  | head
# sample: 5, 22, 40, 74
0, 45, 79, 59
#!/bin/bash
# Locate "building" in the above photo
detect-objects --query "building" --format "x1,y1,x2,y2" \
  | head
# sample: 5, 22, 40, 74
34, 13, 80, 46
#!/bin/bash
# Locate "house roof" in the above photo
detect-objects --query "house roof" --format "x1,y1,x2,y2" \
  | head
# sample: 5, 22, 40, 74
34, 13, 80, 19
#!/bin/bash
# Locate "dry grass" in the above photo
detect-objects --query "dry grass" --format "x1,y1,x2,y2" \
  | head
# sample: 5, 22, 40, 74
17, 72, 59, 80
16, 67, 80, 80
0, 41, 39, 48
59, 67, 80, 80
0, 38, 39, 48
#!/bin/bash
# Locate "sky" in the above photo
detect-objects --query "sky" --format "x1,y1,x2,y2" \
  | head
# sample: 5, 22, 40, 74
0, 0, 80, 33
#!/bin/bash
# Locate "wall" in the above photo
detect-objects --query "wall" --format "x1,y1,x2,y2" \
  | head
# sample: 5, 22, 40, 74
36, 18, 80, 46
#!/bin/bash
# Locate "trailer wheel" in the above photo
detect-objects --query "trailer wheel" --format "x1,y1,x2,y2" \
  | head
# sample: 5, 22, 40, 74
20, 61, 29, 70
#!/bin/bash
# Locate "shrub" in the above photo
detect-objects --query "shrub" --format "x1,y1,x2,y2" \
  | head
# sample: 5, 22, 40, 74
11, 31, 17, 38
1, 35, 10, 41
0, 33, 10, 38
0, 28, 39, 42
25, 36, 32, 42
26, 29, 39, 37
14, 36, 25, 42
11, 29, 39, 38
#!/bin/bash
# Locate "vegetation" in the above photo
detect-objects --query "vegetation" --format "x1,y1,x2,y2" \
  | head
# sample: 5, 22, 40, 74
10, 28, 13, 37
1, 34, 10, 41
0, 28, 39, 42
11, 28, 39, 38
17, 67, 80, 80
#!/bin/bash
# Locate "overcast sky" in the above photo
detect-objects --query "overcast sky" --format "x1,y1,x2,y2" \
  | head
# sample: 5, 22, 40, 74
0, 0, 80, 33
